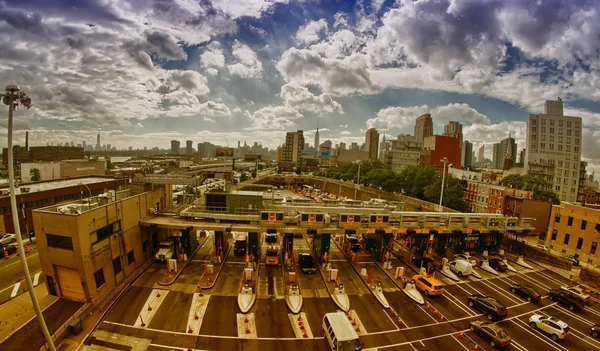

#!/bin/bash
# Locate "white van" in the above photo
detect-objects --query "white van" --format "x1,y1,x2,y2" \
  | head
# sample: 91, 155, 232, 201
448, 259, 473, 277
323, 311, 363, 351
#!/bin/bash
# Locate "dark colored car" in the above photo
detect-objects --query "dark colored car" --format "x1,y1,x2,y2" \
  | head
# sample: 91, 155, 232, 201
412, 256, 436, 273
2, 244, 17, 255
488, 258, 508, 272
468, 294, 508, 321
470, 320, 512, 348
560, 254, 580, 266
298, 253, 317, 274
510, 284, 541, 303
548, 289, 585, 311
345, 235, 361, 252
591, 325, 600, 338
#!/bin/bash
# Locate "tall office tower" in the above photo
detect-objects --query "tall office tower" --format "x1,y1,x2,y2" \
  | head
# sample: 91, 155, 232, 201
444, 121, 463, 167
107, 144, 111, 153
171, 140, 180, 155
82, 141, 86, 149
492, 136, 516, 169
414, 113, 433, 141
314, 127, 320, 150
350, 142, 359, 150
518, 149, 526, 165
96, 134, 101, 151
503, 132, 514, 170
365, 128, 379, 161
461, 140, 473, 169
186, 140, 193, 155
478, 144, 485, 163
378, 134, 388, 161
526, 98, 582, 202
282, 130, 305, 165
382, 135, 423, 172
339, 142, 346, 150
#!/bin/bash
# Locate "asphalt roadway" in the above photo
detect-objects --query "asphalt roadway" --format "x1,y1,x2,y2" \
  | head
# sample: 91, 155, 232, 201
89, 235, 600, 351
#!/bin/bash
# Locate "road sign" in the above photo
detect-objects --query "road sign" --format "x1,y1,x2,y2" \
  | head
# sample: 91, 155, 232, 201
268, 213, 276, 221
308, 214, 316, 222
347, 215, 354, 223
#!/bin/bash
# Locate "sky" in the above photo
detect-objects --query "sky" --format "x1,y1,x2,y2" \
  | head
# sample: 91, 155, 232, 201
1, 0, 600, 173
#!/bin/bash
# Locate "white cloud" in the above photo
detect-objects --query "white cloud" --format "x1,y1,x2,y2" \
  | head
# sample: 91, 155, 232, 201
296, 19, 328, 46
367, 103, 490, 131
203, 117, 216, 123
200, 41, 225, 69
280, 83, 343, 115
161, 70, 210, 96
463, 121, 527, 150
233, 107, 242, 113
245, 106, 303, 130
277, 48, 381, 96
227, 40, 263, 79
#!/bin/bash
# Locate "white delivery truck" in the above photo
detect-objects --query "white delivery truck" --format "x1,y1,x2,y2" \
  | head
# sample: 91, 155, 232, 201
323, 311, 363, 351
155, 241, 174, 262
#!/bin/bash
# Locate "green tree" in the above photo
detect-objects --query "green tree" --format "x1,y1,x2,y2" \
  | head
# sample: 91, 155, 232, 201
501, 174, 524, 189
0, 170, 8, 179
533, 190, 561, 205
240, 173, 249, 182
30, 168, 40, 182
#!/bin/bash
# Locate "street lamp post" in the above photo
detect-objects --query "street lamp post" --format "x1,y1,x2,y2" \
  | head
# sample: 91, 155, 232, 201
356, 162, 361, 186
438, 158, 453, 212
2, 85, 56, 351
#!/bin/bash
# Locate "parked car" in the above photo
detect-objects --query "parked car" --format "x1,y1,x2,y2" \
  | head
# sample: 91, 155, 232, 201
529, 314, 569, 341
412, 274, 444, 296
468, 294, 508, 321
560, 254, 580, 266
412, 256, 436, 273
536, 244, 549, 251
2, 244, 17, 255
488, 258, 508, 272
0, 234, 16, 245
469, 320, 511, 348
590, 325, 600, 338
509, 284, 541, 303
298, 253, 317, 274
559, 286, 590, 302
548, 289, 585, 311
448, 259, 474, 277
453, 253, 477, 266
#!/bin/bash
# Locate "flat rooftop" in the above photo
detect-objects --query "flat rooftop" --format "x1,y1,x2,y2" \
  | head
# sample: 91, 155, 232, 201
0, 177, 122, 196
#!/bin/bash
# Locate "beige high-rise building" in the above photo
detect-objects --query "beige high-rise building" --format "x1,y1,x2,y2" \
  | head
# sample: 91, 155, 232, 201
170, 140, 180, 155
382, 135, 422, 172
414, 113, 433, 141
365, 128, 379, 161
525, 98, 582, 202
282, 130, 305, 165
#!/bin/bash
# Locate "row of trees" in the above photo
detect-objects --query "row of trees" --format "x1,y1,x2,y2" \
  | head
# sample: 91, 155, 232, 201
314, 161, 469, 212
500, 173, 561, 204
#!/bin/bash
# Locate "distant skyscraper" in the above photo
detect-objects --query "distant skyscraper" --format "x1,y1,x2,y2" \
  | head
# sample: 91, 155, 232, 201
461, 140, 473, 169
350, 142, 358, 150
282, 130, 305, 165
186, 140, 193, 155
492, 136, 516, 170
96, 134, 101, 151
526, 98, 582, 202
365, 128, 379, 161
478, 144, 485, 163
82, 140, 86, 149
171, 140, 180, 154
314, 127, 320, 150
339, 142, 346, 150
518, 148, 526, 165
443, 121, 463, 140
414, 113, 433, 141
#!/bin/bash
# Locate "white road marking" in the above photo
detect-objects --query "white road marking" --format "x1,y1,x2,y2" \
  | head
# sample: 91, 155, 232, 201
512, 318, 568, 351
149, 344, 211, 351
442, 290, 477, 315
288, 312, 313, 338
134, 289, 168, 328
479, 279, 522, 305
417, 304, 440, 323
10, 281, 21, 298
450, 334, 471, 351
542, 309, 600, 349
187, 293, 210, 334
237, 313, 257, 339
383, 309, 401, 330
516, 272, 553, 291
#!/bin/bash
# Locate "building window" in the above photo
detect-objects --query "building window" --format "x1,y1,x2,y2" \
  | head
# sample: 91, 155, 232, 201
91, 221, 121, 244
550, 128, 555, 134
46, 234, 74, 250
94, 268, 105, 289
591, 242, 597, 255
564, 233, 570, 245
567, 121, 571, 127
581, 220, 587, 230
127, 250, 135, 265
552, 229, 558, 240
577, 237, 584, 250
113, 257, 122, 275
568, 216, 573, 226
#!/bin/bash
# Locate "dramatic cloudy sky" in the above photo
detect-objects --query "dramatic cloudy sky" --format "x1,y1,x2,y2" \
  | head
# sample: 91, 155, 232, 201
2, 0, 600, 172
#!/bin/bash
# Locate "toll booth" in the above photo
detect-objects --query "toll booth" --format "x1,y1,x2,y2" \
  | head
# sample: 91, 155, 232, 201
365, 228, 393, 262
248, 232, 259, 261
412, 229, 430, 257
431, 230, 447, 255
313, 232, 331, 263
447, 230, 464, 253
179, 227, 199, 256
283, 233, 294, 262
464, 229, 480, 253
478, 230, 503, 253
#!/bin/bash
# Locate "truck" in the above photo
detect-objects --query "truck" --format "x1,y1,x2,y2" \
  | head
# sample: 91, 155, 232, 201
265, 233, 280, 265
234, 233, 247, 256
155, 241, 174, 262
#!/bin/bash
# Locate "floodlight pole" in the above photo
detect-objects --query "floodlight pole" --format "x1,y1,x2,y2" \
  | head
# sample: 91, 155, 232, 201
4, 86, 56, 351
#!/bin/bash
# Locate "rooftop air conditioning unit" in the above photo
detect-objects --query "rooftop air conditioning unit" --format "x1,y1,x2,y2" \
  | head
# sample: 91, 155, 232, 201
1, 189, 10, 196
21, 187, 30, 193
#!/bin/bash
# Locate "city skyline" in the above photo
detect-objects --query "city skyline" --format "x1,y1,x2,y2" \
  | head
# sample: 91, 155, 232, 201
1, 1, 600, 173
